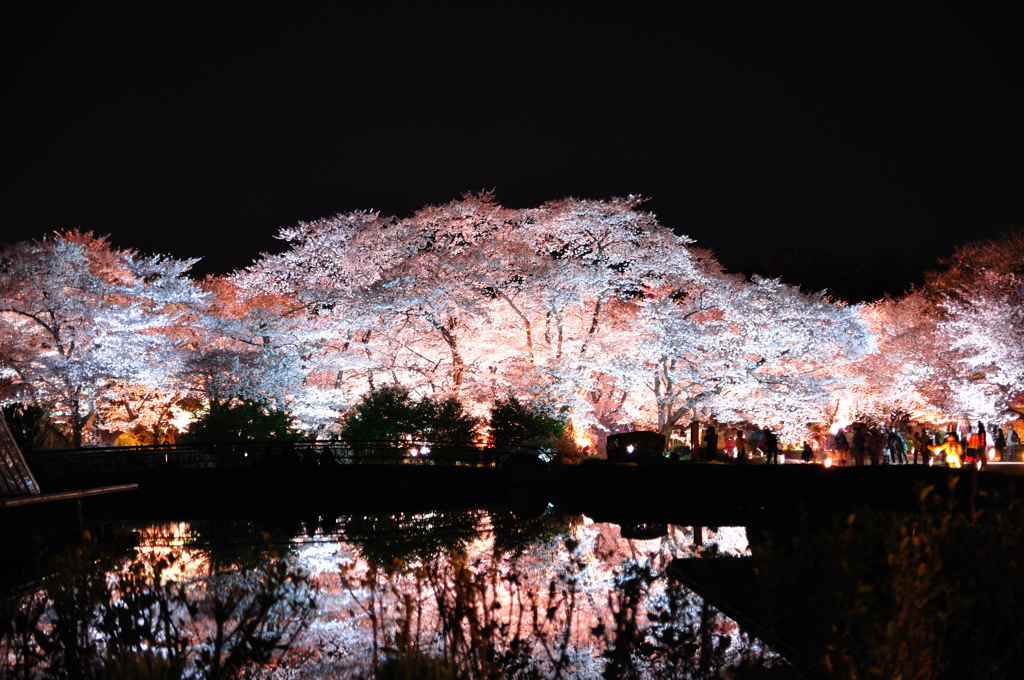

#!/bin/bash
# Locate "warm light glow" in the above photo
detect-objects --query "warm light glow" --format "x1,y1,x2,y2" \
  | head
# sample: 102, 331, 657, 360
828, 400, 855, 435
7, 200, 1009, 462
132, 522, 211, 582
570, 417, 593, 449
168, 405, 194, 432
824, 456, 832, 468
626, 444, 635, 454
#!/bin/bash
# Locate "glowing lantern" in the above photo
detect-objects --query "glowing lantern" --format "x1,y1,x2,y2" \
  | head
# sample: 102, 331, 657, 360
824, 457, 833, 468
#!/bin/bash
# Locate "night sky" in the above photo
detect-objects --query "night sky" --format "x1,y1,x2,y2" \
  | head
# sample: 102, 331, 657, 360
4, 6, 1022, 301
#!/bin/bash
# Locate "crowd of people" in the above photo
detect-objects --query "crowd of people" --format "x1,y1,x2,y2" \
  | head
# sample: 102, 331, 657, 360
690, 421, 1022, 467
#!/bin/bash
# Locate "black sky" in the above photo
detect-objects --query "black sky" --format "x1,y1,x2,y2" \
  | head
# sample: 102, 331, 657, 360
3, 6, 1022, 300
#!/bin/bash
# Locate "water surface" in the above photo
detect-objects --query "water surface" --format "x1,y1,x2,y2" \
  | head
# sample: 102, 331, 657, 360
127, 508, 783, 678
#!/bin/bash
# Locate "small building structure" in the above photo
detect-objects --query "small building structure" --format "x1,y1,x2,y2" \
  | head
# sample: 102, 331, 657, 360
606, 431, 667, 463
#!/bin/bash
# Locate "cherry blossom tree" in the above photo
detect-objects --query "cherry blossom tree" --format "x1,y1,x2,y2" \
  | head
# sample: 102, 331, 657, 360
638, 266, 874, 443
0, 198, 900, 448
236, 194, 882, 447
850, 257, 1024, 429
482, 197, 701, 441
849, 290, 949, 426
0, 231, 204, 445
714, 277, 873, 441
237, 198, 508, 422
182, 275, 349, 431
934, 270, 1024, 421
925, 226, 1024, 295
94, 382, 194, 444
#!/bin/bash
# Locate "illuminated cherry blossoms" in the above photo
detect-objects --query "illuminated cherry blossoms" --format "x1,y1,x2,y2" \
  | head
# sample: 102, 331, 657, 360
1, 198, 1020, 447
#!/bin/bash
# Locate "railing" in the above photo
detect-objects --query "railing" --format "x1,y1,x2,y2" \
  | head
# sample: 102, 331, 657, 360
23, 440, 507, 479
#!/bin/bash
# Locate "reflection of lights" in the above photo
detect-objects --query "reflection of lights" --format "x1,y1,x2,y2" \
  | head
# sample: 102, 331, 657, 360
667, 525, 752, 558
132, 522, 211, 582
824, 457, 832, 468
278, 516, 766, 672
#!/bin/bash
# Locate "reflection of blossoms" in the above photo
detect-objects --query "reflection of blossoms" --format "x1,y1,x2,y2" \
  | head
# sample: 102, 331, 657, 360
1, 528, 316, 680
279, 514, 775, 679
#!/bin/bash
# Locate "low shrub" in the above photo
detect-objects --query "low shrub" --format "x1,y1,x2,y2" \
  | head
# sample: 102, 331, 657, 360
181, 399, 301, 443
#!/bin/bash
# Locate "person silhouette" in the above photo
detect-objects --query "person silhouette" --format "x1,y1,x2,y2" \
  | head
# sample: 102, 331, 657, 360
703, 425, 718, 462
763, 426, 779, 465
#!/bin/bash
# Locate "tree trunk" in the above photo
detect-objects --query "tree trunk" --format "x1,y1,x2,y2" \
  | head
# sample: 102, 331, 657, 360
496, 290, 534, 363
579, 293, 604, 356
432, 320, 465, 396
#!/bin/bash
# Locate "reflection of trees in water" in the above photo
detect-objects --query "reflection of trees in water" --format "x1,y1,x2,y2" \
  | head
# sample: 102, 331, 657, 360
341, 508, 491, 565
488, 507, 581, 558
1, 528, 315, 680
134, 517, 302, 572
333, 506, 583, 566
5, 512, 776, 678
295, 516, 783, 679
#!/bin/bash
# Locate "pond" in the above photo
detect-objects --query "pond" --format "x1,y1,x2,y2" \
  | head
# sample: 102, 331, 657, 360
3, 507, 788, 679
6, 477, 1024, 679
